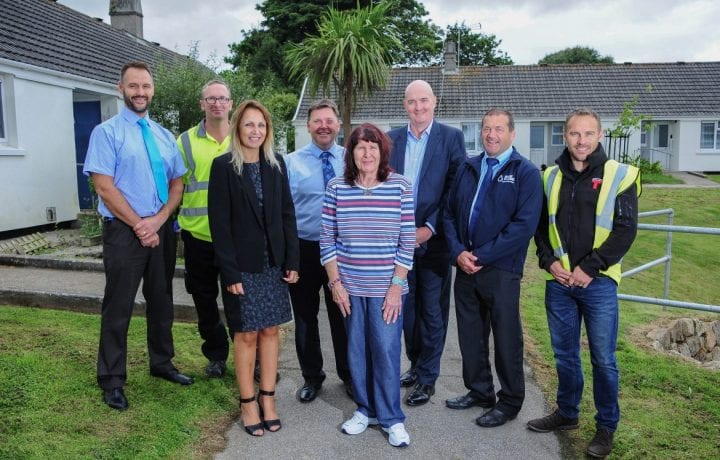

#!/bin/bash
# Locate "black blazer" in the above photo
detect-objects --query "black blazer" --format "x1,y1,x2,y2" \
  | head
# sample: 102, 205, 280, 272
208, 152, 299, 287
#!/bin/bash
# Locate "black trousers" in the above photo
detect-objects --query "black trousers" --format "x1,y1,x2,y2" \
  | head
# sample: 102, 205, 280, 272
454, 266, 525, 415
181, 230, 230, 362
289, 239, 350, 383
96, 219, 176, 390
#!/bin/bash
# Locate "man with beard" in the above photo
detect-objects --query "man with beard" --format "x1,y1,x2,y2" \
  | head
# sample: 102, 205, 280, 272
84, 61, 191, 411
529, 108, 640, 458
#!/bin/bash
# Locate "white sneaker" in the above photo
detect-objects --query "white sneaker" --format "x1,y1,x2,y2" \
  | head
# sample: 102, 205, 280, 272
341, 411, 378, 435
382, 422, 410, 447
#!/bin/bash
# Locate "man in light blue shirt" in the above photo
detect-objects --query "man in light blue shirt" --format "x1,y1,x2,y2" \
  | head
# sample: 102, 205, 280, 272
284, 99, 351, 403
83, 61, 190, 412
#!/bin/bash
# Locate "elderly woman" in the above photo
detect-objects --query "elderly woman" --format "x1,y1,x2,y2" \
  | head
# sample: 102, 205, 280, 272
208, 100, 299, 437
320, 123, 415, 447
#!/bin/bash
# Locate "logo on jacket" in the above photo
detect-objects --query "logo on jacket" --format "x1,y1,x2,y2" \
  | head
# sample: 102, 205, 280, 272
592, 178, 603, 190
497, 174, 515, 184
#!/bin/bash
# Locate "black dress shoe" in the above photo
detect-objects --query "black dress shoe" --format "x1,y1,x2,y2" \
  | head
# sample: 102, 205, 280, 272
445, 393, 496, 410
399, 369, 417, 388
405, 383, 435, 406
476, 408, 517, 427
103, 387, 128, 411
205, 360, 226, 378
297, 381, 322, 403
152, 370, 194, 385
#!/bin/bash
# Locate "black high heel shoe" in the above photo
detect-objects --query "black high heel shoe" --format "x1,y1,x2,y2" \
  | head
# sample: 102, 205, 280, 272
258, 389, 282, 432
239, 395, 264, 437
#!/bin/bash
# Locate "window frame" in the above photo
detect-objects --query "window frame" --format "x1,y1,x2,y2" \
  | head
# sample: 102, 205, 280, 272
0, 75, 6, 142
700, 121, 720, 150
551, 123, 564, 146
462, 122, 480, 154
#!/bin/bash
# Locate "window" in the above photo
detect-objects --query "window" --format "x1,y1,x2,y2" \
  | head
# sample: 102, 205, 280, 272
551, 123, 564, 146
462, 123, 479, 153
700, 121, 720, 149
530, 125, 544, 149
0, 76, 5, 140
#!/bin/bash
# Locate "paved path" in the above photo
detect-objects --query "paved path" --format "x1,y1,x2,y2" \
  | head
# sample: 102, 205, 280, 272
0, 254, 565, 459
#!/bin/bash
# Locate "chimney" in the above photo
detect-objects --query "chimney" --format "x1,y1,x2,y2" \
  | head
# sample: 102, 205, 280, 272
442, 40, 458, 74
109, 0, 143, 38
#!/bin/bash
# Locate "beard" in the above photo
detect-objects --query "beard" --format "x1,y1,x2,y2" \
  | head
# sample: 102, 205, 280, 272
123, 92, 150, 114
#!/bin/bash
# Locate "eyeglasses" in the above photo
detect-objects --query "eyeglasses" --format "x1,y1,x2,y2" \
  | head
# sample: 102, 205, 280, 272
203, 96, 231, 104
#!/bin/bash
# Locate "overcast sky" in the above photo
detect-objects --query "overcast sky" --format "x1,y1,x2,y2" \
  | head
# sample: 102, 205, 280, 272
59, 0, 720, 66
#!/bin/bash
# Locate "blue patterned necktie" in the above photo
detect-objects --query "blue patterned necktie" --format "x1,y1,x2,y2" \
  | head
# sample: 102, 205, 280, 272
320, 151, 336, 187
137, 118, 168, 204
469, 156, 499, 234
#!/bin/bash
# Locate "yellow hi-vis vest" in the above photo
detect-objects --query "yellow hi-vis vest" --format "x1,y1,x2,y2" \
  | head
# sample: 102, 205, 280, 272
177, 121, 230, 242
543, 160, 641, 284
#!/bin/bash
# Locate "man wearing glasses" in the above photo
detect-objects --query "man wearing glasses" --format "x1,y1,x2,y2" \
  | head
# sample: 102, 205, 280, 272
176, 80, 233, 378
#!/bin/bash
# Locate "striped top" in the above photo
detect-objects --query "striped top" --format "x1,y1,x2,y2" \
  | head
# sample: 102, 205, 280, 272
320, 173, 415, 297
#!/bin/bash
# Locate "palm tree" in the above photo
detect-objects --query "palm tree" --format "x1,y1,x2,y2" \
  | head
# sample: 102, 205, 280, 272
285, 1, 402, 135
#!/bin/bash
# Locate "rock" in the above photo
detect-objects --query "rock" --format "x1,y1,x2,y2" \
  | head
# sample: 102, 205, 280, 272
713, 322, 720, 344
686, 336, 702, 357
669, 318, 695, 342
702, 361, 720, 370
712, 347, 720, 361
677, 342, 691, 358
647, 328, 672, 349
703, 322, 717, 350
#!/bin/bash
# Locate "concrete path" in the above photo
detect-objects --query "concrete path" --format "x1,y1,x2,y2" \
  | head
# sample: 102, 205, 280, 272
0, 252, 565, 459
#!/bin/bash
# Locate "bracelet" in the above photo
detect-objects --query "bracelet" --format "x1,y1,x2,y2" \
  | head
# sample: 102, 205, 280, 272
391, 275, 405, 286
328, 278, 341, 289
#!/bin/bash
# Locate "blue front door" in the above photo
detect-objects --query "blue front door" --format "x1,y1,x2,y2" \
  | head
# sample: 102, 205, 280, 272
73, 101, 101, 209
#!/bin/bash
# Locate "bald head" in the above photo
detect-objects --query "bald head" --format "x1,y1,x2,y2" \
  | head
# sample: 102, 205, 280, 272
404, 80, 436, 133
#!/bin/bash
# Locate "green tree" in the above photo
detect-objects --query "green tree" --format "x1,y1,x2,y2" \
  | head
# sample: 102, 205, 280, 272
285, 2, 402, 133
226, 0, 442, 88
152, 44, 217, 134
538, 46, 614, 65
445, 22, 513, 66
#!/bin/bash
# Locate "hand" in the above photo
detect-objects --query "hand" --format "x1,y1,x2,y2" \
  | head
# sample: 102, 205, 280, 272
456, 250, 481, 275
133, 215, 163, 241
415, 226, 433, 247
382, 284, 403, 324
548, 261, 572, 286
283, 270, 299, 284
139, 233, 160, 248
332, 283, 351, 317
226, 282, 244, 296
568, 266, 593, 289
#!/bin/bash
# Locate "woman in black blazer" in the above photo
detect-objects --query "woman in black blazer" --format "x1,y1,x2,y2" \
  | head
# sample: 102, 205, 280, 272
208, 100, 299, 437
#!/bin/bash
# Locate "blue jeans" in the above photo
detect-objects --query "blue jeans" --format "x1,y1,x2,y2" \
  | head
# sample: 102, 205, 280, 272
346, 295, 405, 428
545, 277, 620, 432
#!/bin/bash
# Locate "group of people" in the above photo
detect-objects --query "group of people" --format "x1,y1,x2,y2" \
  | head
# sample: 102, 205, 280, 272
83, 61, 639, 457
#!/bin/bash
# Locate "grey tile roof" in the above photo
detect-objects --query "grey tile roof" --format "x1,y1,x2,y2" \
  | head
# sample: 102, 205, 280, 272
298, 61, 720, 122
0, 0, 185, 85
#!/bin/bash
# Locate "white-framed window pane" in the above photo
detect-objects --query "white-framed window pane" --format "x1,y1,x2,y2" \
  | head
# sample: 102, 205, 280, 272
551, 123, 564, 146
462, 123, 478, 152
530, 125, 544, 149
700, 122, 716, 149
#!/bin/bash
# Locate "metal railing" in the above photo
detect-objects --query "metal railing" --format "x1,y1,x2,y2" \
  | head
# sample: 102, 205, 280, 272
618, 208, 720, 313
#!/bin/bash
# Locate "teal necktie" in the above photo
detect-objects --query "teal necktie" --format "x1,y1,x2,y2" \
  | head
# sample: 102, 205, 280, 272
137, 118, 168, 204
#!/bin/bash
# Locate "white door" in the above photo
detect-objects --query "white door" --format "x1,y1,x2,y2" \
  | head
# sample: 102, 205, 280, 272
642, 122, 672, 170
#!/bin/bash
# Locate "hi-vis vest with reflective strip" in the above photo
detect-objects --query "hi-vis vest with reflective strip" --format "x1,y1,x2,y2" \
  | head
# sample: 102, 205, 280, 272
177, 121, 230, 242
543, 160, 641, 284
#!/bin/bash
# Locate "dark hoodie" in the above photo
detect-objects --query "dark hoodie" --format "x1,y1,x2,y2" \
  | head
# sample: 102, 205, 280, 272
535, 144, 639, 280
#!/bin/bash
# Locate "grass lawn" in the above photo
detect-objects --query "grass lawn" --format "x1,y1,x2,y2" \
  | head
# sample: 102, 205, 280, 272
522, 187, 720, 458
707, 173, 720, 184
641, 172, 683, 184
0, 308, 238, 459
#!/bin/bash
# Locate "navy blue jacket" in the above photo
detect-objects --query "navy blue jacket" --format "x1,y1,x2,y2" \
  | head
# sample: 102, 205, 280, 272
443, 149, 543, 275
388, 122, 466, 262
